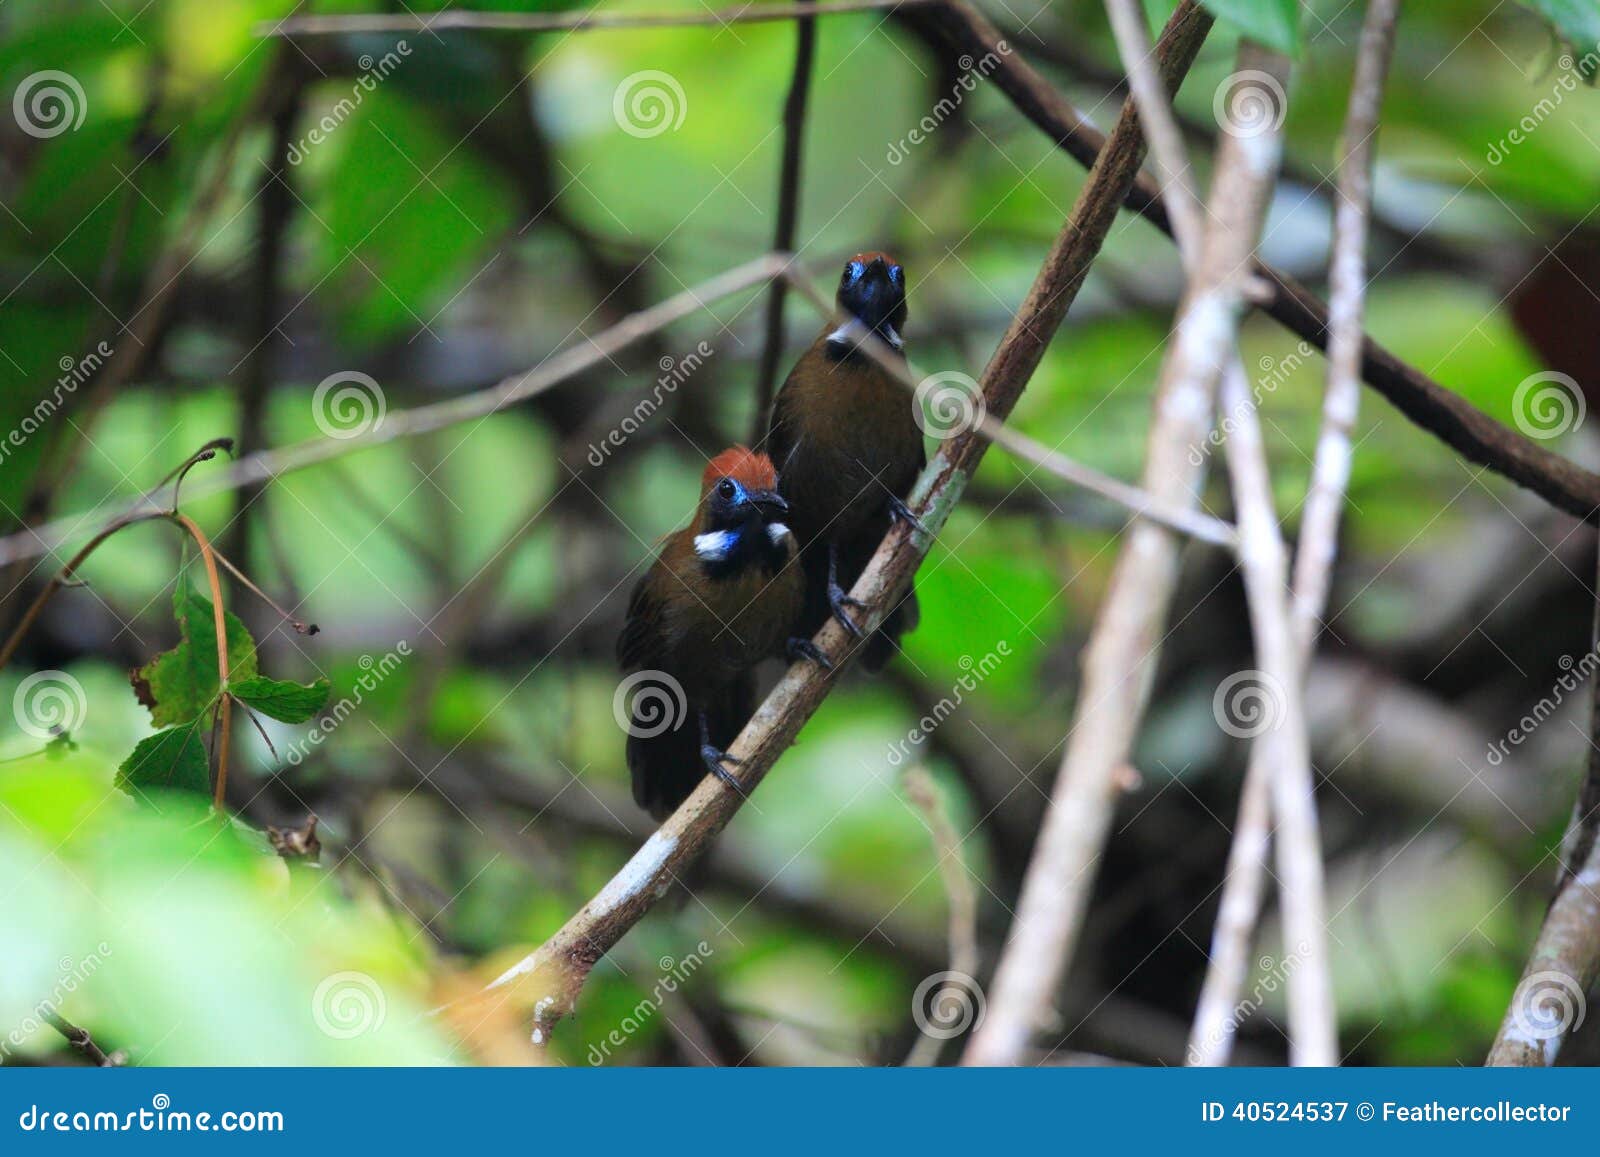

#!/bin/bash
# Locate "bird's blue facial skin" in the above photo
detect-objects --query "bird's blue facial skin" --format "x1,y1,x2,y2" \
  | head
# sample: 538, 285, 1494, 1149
847, 260, 865, 285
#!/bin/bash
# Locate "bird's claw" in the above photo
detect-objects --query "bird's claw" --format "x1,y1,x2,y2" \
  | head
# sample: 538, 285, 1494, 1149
886, 494, 927, 535
701, 745, 747, 797
787, 636, 834, 670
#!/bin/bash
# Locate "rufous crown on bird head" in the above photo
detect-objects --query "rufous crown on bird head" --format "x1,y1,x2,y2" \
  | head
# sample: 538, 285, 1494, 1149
701, 445, 779, 496
835, 251, 908, 348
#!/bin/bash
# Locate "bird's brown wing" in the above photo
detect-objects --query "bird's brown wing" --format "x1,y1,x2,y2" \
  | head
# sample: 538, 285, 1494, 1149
765, 365, 804, 477
616, 560, 668, 672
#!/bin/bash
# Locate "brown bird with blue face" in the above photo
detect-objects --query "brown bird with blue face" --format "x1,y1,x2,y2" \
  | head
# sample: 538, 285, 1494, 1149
617, 447, 810, 819
767, 251, 924, 670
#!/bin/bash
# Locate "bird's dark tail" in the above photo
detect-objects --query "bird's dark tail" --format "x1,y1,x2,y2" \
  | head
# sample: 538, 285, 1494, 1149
626, 680, 755, 821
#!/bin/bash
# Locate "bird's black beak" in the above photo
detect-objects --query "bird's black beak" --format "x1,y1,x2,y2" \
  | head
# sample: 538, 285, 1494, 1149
747, 489, 789, 519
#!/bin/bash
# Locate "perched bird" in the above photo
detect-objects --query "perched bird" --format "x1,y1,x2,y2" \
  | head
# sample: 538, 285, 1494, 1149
617, 447, 810, 819
767, 251, 924, 670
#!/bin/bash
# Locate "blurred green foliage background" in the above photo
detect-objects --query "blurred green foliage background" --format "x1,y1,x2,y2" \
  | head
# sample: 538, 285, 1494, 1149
2, 0, 1599, 1066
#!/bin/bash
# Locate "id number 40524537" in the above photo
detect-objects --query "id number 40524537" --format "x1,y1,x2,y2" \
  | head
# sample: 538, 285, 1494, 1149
1201, 1102, 1349, 1123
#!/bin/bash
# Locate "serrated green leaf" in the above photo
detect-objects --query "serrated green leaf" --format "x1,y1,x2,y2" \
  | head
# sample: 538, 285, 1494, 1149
1520, 1, 1600, 81
231, 675, 331, 724
117, 724, 209, 798
131, 583, 258, 727
1199, 0, 1302, 56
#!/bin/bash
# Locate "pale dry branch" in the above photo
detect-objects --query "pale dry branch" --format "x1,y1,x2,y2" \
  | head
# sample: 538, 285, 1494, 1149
1189, 0, 1401, 1067
1105, 0, 1333, 1066
963, 32, 1314, 1068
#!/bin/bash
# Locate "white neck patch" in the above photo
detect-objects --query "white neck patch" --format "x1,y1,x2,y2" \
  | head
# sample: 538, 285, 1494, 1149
766, 522, 791, 545
694, 530, 738, 561
826, 319, 903, 353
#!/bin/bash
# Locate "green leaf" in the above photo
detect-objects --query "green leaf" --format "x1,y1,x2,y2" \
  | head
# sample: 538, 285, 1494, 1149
131, 583, 258, 727
231, 676, 331, 724
1199, 0, 1302, 55
117, 724, 209, 797
1520, 1, 1600, 81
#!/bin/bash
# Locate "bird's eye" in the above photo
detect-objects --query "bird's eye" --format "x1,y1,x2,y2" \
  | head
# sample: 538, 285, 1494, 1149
717, 478, 737, 500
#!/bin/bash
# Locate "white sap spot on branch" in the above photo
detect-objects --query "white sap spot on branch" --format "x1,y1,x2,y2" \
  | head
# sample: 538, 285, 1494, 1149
590, 829, 679, 917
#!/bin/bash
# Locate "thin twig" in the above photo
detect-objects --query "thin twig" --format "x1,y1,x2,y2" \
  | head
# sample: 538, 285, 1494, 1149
459, 1, 1215, 1049
750, 0, 818, 445
1189, 0, 1401, 1067
171, 514, 234, 809
261, 0, 936, 36
902, 767, 979, 1067
40, 1010, 118, 1067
